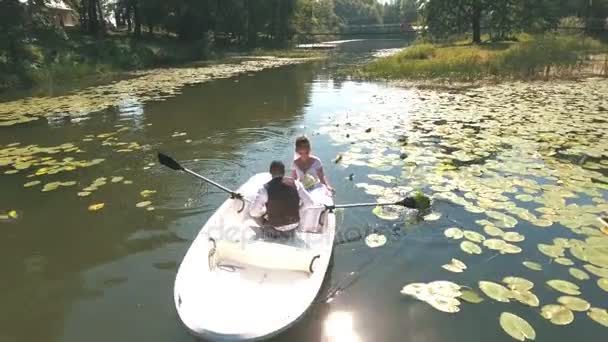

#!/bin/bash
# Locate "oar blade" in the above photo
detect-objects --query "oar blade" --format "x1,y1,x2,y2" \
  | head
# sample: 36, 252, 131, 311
396, 197, 417, 209
158, 152, 183, 171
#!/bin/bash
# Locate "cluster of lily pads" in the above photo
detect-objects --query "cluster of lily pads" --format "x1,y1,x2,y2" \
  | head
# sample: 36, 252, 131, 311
0, 57, 316, 127
0, 121, 161, 214
321, 79, 608, 339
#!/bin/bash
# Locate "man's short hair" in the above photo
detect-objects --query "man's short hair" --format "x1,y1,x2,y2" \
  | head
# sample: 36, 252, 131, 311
269, 160, 285, 177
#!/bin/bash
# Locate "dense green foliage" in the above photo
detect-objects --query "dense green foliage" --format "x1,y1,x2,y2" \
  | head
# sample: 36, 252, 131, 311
419, 0, 608, 43
357, 34, 608, 80
1, 0, 415, 91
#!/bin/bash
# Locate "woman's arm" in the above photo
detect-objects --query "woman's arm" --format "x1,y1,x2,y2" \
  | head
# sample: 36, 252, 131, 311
318, 166, 335, 193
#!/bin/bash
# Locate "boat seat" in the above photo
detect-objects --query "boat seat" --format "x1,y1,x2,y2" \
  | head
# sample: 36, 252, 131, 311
208, 238, 320, 274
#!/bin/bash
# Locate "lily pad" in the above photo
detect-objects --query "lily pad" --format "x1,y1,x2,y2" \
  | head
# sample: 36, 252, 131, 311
523, 261, 543, 271
479, 281, 511, 302
442, 258, 467, 273
463, 230, 485, 243
460, 241, 482, 255
459, 289, 484, 304
587, 307, 608, 327
42, 182, 61, 192
23, 180, 41, 188
541, 304, 574, 325
503, 232, 525, 243
365, 233, 387, 248
511, 290, 540, 307
136, 201, 152, 208
484, 225, 505, 237
140, 189, 156, 197
444, 227, 464, 239
584, 264, 608, 277
598, 278, 608, 292
372, 206, 400, 221
499, 312, 536, 341
557, 296, 590, 312
424, 212, 442, 221
88, 203, 105, 211
546, 279, 581, 295
503, 277, 534, 291
569, 268, 590, 280
554, 257, 574, 266
400, 281, 462, 313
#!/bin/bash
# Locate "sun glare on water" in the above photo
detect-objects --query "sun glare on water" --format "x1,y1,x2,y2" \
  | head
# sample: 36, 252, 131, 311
324, 311, 360, 342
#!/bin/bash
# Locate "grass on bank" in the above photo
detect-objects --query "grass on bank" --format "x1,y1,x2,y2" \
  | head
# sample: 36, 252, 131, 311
357, 34, 608, 81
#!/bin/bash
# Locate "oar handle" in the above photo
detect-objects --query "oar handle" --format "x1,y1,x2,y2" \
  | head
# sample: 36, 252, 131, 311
158, 152, 246, 212
320, 197, 417, 211
182, 168, 239, 197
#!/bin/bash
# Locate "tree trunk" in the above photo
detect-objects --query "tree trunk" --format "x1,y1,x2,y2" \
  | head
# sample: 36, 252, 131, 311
247, 0, 257, 48
472, 0, 481, 44
133, 0, 141, 37
95, 0, 106, 34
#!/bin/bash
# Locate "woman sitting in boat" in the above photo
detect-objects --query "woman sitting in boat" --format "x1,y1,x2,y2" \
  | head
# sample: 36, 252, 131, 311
292, 136, 334, 194
250, 160, 316, 238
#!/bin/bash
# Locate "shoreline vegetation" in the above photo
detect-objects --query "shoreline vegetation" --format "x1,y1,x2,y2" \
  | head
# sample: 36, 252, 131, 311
1, 0, 403, 93
355, 34, 608, 84
0, 31, 327, 96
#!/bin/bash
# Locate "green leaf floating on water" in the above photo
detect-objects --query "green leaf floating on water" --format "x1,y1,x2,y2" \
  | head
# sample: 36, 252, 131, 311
511, 290, 540, 307
546, 280, 581, 295
484, 225, 505, 237
23, 180, 41, 188
598, 278, 608, 292
583, 264, 608, 278
459, 289, 484, 304
42, 182, 61, 192
364, 233, 387, 248
424, 212, 442, 221
503, 277, 534, 292
400, 281, 462, 313
499, 312, 536, 341
444, 227, 464, 239
503, 232, 525, 242
136, 201, 152, 208
541, 304, 574, 325
479, 281, 511, 302
463, 230, 485, 243
460, 241, 482, 255
587, 307, 608, 327
557, 296, 590, 312
372, 206, 400, 221
568, 268, 590, 280
442, 258, 466, 273
140, 190, 157, 198
554, 257, 574, 266
522, 261, 543, 271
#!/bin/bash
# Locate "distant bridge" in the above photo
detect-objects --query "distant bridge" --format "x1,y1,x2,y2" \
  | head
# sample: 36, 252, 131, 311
298, 23, 419, 38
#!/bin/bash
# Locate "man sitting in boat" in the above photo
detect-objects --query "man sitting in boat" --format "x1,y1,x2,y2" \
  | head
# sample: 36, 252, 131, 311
250, 160, 316, 238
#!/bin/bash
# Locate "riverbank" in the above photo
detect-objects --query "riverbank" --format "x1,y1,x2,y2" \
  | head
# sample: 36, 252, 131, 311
354, 34, 608, 83
0, 32, 325, 94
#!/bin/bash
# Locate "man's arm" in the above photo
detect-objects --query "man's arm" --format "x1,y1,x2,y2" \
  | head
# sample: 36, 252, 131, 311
249, 186, 268, 218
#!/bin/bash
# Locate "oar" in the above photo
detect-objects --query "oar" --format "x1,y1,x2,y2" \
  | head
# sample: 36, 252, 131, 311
322, 197, 417, 211
157, 153, 246, 210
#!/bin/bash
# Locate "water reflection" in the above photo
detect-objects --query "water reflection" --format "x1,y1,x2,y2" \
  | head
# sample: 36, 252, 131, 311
324, 311, 360, 342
